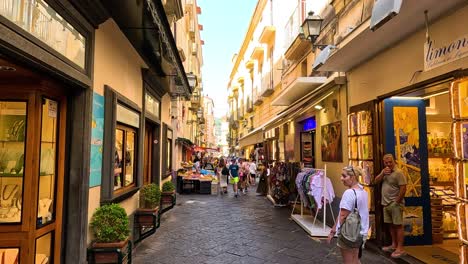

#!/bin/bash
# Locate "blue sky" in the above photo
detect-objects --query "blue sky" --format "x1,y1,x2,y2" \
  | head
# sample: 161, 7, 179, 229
197, 0, 258, 118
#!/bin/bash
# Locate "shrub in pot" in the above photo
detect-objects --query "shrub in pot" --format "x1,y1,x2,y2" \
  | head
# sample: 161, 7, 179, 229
161, 181, 176, 208
89, 203, 130, 263
162, 181, 175, 193
137, 183, 161, 226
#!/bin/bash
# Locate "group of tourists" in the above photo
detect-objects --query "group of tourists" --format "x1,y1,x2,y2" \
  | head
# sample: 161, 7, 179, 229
326, 153, 407, 263
214, 157, 273, 198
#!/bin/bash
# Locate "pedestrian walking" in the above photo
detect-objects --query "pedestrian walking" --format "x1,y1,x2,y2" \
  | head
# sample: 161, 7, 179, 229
327, 165, 369, 264
374, 153, 407, 258
256, 162, 268, 196
218, 158, 228, 194
228, 159, 240, 197
249, 159, 257, 186
241, 159, 251, 193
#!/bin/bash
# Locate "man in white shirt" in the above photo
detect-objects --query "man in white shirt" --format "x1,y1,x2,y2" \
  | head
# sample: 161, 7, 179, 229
249, 159, 257, 186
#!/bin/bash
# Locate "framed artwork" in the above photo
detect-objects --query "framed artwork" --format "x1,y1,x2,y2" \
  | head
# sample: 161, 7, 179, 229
348, 113, 358, 136
358, 135, 373, 160
321, 121, 342, 162
358, 110, 372, 134
349, 136, 358, 159
451, 78, 468, 119
453, 122, 468, 160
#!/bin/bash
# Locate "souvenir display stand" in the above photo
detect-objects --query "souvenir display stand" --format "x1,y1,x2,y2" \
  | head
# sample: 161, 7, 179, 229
291, 164, 335, 237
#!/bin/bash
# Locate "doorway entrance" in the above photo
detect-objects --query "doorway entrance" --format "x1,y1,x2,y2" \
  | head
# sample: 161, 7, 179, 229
0, 58, 67, 263
143, 120, 160, 185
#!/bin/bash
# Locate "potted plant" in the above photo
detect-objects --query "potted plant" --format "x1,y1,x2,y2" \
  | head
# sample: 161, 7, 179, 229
89, 203, 130, 263
161, 181, 176, 212
136, 183, 161, 226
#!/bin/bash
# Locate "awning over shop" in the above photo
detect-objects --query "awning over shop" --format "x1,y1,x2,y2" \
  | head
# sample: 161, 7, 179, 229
314, 0, 466, 72
265, 73, 346, 130
193, 146, 220, 152
238, 129, 263, 149
271, 77, 327, 106
176, 137, 194, 148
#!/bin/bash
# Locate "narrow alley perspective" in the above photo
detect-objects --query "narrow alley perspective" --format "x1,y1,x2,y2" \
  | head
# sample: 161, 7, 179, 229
133, 191, 394, 264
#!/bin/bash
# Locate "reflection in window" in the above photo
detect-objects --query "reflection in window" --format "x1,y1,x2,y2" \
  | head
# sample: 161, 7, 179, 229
35, 232, 53, 264
0, 248, 20, 263
0, 0, 86, 68
0, 101, 26, 224
114, 125, 136, 191
37, 98, 58, 227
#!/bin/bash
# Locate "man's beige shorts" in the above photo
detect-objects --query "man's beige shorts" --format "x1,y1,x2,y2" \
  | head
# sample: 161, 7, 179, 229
383, 202, 404, 225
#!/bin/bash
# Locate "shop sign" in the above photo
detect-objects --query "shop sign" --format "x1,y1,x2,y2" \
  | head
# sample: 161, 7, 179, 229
302, 117, 316, 131
424, 34, 468, 71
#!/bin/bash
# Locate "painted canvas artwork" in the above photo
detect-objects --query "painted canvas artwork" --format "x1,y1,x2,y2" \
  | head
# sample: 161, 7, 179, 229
349, 136, 358, 159
358, 135, 373, 160
393, 107, 421, 197
348, 113, 358, 136
403, 206, 424, 237
321, 121, 342, 162
358, 111, 372, 134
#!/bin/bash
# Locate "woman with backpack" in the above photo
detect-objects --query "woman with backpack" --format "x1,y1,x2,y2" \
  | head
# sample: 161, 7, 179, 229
327, 165, 369, 264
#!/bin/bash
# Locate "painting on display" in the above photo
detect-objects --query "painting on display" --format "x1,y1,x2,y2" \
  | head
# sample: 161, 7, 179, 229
349, 136, 358, 159
348, 113, 358, 136
393, 107, 421, 197
403, 206, 424, 237
453, 122, 468, 160
451, 78, 468, 119
358, 135, 373, 160
321, 121, 342, 162
358, 111, 372, 134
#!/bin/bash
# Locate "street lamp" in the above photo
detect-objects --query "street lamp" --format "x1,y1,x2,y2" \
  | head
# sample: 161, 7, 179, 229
301, 11, 325, 49
186, 72, 197, 89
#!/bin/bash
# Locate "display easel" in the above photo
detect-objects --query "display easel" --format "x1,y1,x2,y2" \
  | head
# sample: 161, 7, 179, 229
291, 164, 336, 237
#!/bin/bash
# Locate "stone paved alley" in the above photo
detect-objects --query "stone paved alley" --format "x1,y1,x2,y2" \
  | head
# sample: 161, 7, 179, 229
133, 190, 397, 264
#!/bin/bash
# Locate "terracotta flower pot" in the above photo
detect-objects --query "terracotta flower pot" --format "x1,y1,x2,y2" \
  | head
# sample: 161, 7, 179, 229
161, 191, 175, 204
135, 207, 159, 227
92, 238, 129, 264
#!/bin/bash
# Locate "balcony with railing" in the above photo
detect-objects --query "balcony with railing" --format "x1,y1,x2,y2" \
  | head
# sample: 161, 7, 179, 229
260, 72, 274, 97
253, 87, 263, 106
283, 4, 310, 61
246, 96, 253, 113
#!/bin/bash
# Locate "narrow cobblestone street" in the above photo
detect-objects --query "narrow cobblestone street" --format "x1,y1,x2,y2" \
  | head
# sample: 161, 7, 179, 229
133, 190, 396, 264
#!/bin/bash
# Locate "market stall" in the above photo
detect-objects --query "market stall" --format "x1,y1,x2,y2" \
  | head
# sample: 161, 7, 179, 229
177, 162, 218, 194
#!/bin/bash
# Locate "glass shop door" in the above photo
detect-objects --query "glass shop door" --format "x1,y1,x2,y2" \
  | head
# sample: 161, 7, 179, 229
0, 87, 66, 263
382, 97, 432, 245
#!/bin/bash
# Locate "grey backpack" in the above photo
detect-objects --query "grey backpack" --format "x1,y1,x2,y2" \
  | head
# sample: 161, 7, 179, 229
338, 189, 363, 248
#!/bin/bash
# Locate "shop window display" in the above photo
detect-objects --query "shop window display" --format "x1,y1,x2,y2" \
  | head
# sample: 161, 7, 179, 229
114, 125, 136, 191
37, 98, 58, 227
0, 248, 20, 263
35, 232, 52, 263
0, 101, 26, 224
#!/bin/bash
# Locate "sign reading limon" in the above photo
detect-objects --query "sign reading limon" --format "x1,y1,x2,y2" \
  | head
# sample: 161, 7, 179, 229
424, 34, 468, 71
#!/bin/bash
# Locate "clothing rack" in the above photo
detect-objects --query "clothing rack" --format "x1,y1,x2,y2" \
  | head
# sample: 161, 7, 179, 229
291, 164, 336, 237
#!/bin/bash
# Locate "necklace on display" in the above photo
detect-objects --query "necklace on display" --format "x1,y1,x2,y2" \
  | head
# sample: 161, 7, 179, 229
2, 185, 18, 201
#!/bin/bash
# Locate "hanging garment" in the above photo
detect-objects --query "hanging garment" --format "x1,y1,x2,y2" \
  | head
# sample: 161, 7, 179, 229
309, 171, 335, 209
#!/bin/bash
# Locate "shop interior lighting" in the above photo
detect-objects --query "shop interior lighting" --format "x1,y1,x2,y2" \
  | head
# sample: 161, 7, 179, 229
422, 90, 449, 99
390, 96, 423, 100
314, 105, 324, 110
